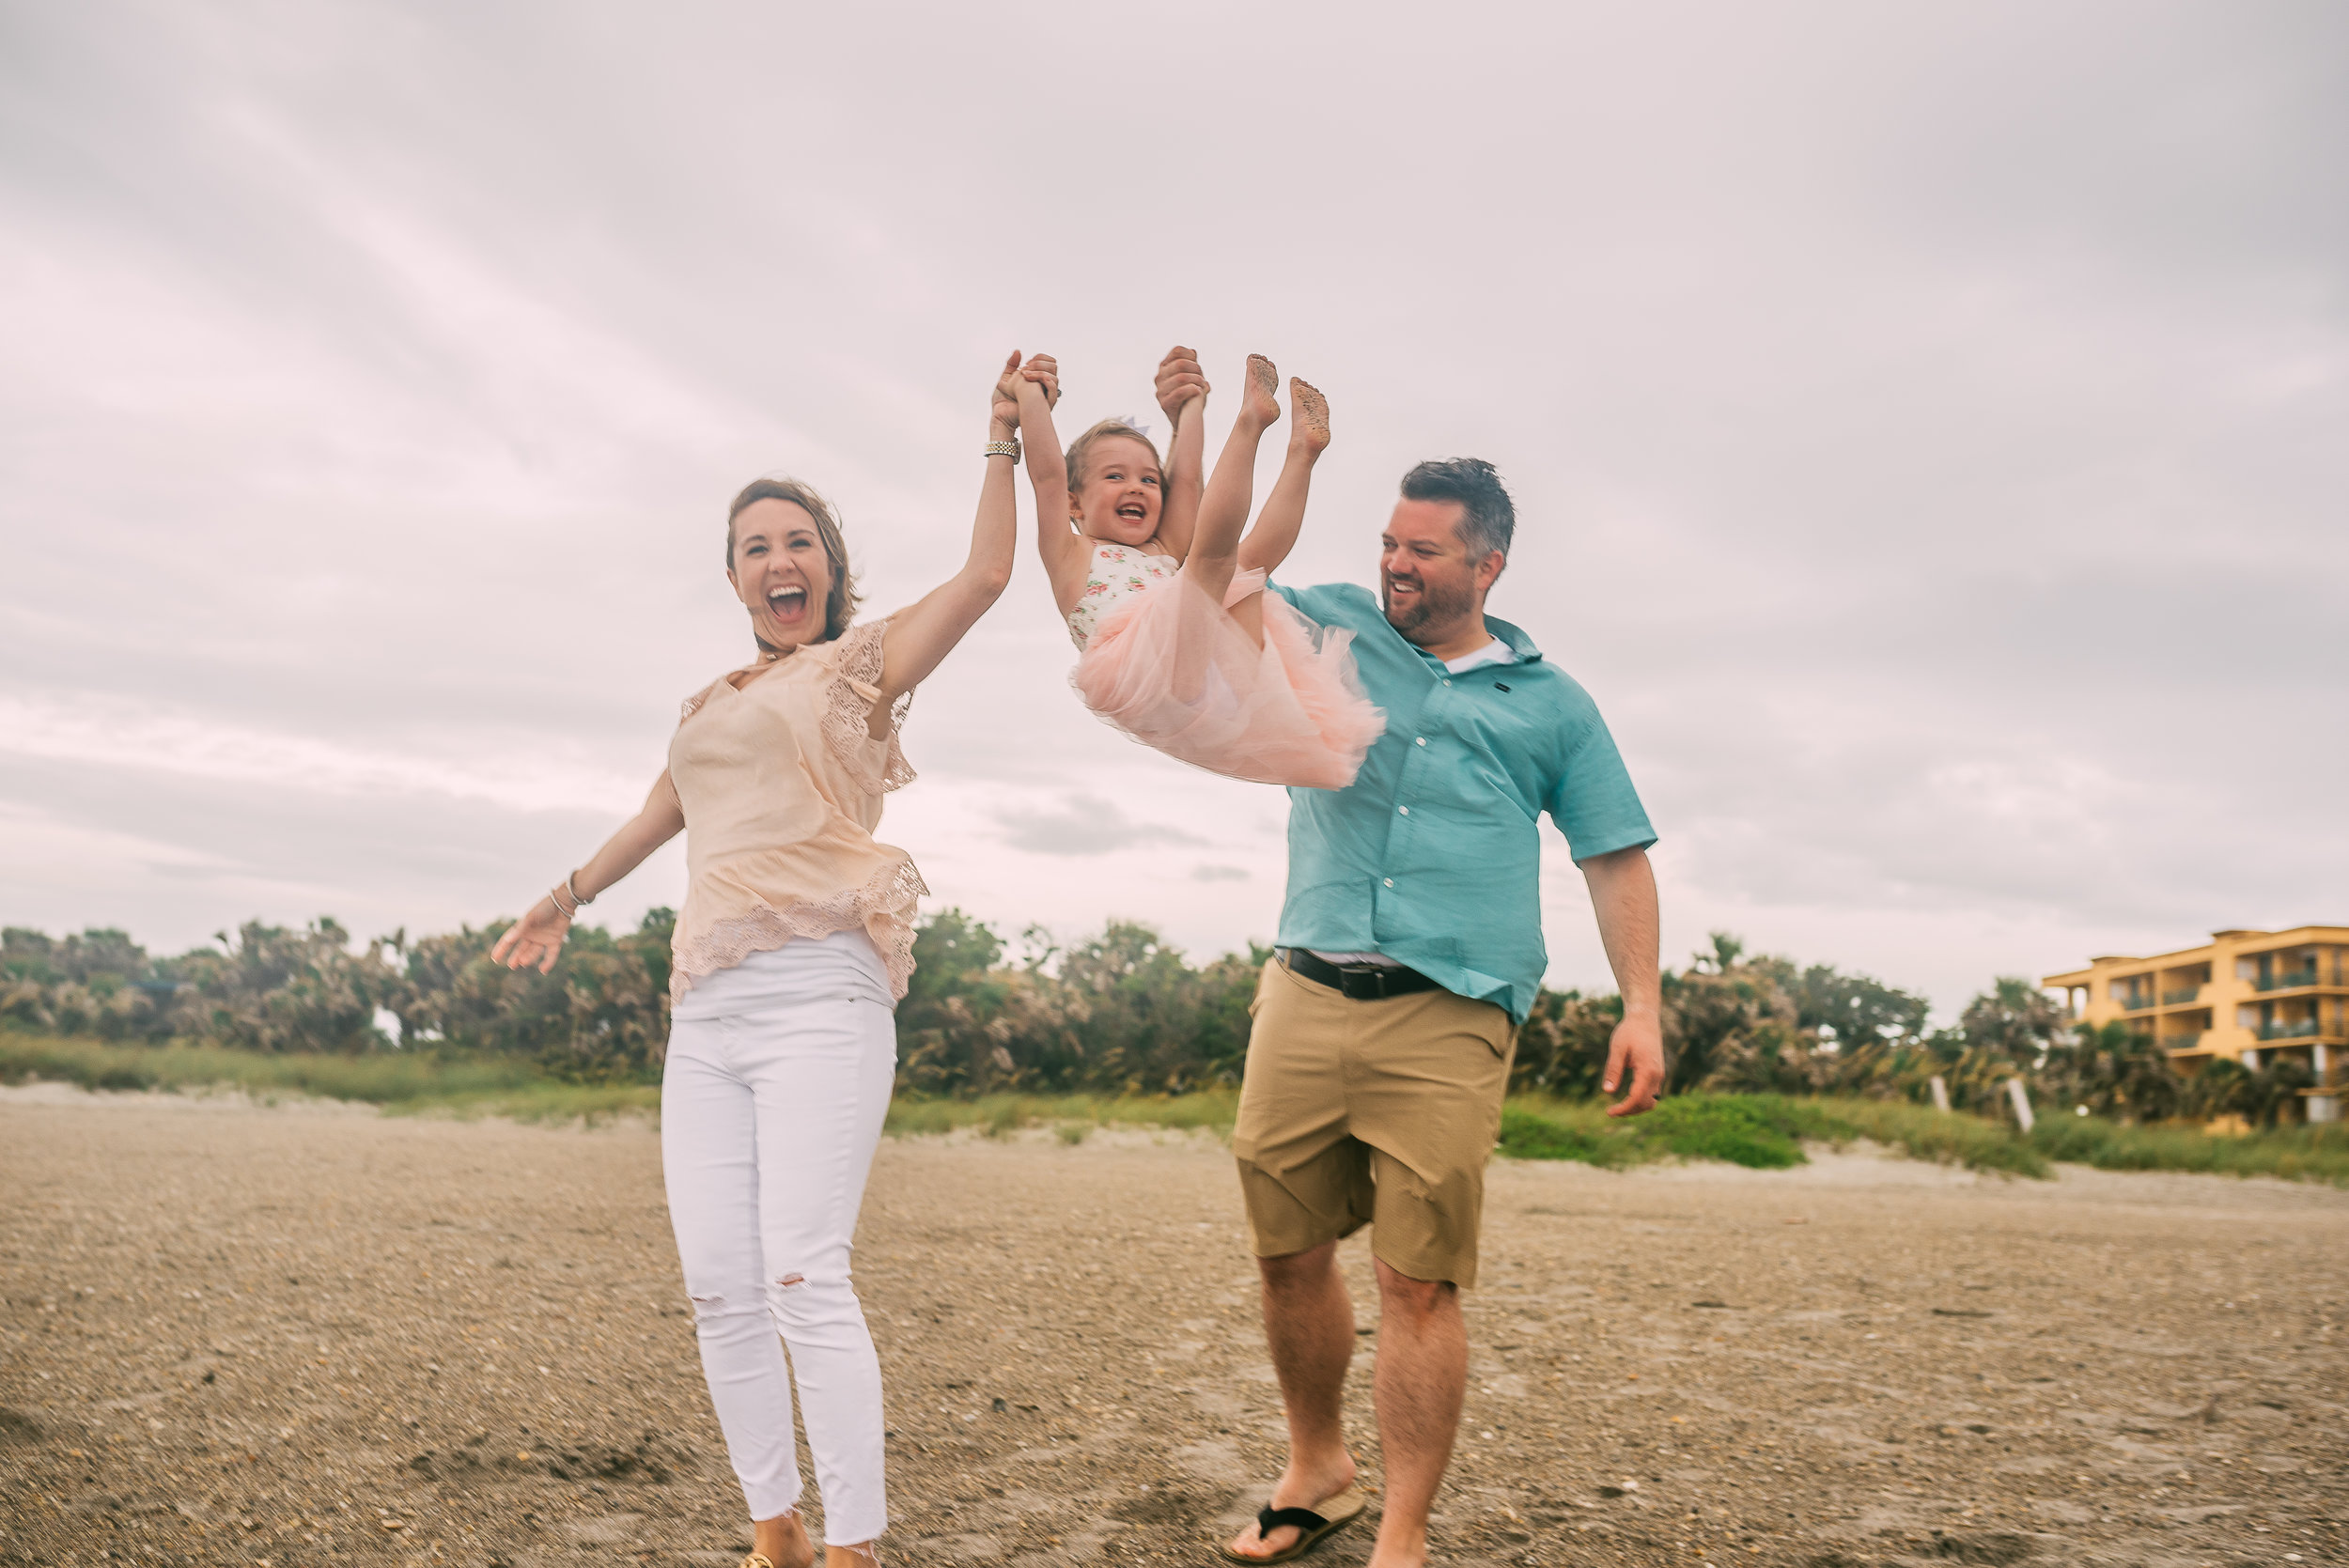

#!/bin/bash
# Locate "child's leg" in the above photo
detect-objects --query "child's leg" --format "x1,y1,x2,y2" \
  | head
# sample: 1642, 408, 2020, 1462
1182, 354, 1281, 610
1228, 380, 1331, 648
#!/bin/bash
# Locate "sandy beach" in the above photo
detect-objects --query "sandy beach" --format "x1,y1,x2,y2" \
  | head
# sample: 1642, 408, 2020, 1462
2, 1086, 2344, 1567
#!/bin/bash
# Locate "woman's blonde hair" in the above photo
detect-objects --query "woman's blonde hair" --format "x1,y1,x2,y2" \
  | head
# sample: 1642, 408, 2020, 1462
1064, 419, 1163, 495
725, 477, 860, 643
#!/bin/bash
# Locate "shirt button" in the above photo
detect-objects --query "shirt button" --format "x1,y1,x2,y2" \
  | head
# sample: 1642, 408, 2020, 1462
1382, 877, 1394, 888
1398, 806, 1409, 815
1415, 737, 1426, 746
1441, 678, 1453, 687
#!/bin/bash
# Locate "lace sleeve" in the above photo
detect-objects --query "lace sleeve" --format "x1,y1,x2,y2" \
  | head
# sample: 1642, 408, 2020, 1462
822, 619, 917, 795
678, 678, 723, 725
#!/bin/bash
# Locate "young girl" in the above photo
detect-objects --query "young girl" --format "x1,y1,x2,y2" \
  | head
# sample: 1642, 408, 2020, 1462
1017, 350, 1384, 789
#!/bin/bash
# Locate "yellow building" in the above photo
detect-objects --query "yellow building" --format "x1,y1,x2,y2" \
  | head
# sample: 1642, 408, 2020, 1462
2044, 925, 2348, 1124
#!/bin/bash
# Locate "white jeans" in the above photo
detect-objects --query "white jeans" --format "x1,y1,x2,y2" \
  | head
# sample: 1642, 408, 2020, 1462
662, 931, 896, 1543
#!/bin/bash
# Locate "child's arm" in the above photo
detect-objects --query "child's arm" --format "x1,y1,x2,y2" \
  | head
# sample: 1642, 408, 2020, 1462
872, 351, 1036, 715
1018, 362, 1089, 611
1237, 378, 1330, 576
1151, 344, 1209, 562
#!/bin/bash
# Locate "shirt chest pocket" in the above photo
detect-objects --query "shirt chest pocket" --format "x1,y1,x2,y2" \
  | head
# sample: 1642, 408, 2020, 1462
1425, 694, 1549, 819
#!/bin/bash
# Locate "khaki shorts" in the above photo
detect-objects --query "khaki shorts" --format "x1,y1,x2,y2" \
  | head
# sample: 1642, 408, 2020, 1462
1232, 956, 1517, 1289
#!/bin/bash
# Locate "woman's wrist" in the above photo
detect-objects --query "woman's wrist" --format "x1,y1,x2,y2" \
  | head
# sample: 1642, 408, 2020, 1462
548, 868, 595, 921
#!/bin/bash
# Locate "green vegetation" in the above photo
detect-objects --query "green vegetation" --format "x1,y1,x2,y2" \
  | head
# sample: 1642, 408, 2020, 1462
2029, 1114, 2349, 1186
9, 1032, 2345, 1186
7, 913, 2341, 1181
0, 1033, 656, 1124
1498, 1094, 2051, 1177
5, 913, 2326, 1125
883, 1091, 1238, 1141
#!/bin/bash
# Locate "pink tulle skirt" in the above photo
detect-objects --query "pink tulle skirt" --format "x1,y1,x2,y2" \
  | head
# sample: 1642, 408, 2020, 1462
1072, 567, 1386, 789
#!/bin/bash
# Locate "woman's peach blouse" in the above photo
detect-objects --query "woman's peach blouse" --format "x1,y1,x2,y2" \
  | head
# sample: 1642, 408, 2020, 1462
666, 620, 922, 1001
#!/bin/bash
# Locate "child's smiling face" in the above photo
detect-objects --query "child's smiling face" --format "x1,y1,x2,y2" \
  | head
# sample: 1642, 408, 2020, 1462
1070, 434, 1163, 547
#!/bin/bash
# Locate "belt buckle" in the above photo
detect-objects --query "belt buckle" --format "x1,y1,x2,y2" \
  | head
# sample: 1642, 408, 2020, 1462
1336, 963, 1387, 1001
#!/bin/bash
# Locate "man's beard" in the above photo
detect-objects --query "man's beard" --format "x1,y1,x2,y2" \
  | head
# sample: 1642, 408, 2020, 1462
1382, 571, 1474, 639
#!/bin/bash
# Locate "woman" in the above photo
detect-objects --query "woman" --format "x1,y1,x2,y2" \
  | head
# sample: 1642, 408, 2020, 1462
491, 351, 1055, 1568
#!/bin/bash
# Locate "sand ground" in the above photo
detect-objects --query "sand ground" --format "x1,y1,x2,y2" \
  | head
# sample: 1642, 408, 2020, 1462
2, 1086, 2344, 1568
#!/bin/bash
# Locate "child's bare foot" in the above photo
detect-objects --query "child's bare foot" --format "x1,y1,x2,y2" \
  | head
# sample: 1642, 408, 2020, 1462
1288, 378, 1330, 456
1242, 353, 1283, 430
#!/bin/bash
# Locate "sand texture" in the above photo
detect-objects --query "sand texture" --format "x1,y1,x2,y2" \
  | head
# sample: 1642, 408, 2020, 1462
3, 1087, 2345, 1567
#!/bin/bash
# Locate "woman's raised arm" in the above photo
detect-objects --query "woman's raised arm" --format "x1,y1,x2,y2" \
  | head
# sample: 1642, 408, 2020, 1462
490, 768, 687, 972
872, 352, 1052, 715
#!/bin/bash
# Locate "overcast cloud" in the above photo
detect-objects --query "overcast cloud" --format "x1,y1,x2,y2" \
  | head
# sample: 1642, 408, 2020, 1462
3, 0, 2343, 1013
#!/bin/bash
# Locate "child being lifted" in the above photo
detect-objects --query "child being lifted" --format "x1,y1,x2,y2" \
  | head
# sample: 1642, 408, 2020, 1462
1016, 348, 1384, 789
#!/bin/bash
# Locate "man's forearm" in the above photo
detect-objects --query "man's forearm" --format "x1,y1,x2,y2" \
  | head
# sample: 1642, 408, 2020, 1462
1581, 846, 1660, 1016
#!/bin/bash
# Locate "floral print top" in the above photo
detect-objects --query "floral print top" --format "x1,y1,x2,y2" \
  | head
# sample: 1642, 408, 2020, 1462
1066, 540, 1179, 650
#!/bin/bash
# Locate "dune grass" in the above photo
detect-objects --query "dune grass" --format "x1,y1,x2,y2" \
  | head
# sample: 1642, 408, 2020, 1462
9, 1034, 2345, 1183
2030, 1113, 2349, 1186
1498, 1093, 2052, 1176
883, 1091, 1238, 1141
0, 1033, 656, 1124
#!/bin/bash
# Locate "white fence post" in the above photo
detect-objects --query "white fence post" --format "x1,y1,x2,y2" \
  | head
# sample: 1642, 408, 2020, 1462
1929, 1075, 1952, 1113
2005, 1078, 2035, 1134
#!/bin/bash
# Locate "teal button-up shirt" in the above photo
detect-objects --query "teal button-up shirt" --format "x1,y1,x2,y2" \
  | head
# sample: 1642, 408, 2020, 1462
1270, 582, 1657, 1024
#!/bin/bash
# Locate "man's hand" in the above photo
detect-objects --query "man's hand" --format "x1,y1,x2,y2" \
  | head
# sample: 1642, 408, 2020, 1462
1154, 343, 1207, 420
1020, 352, 1060, 405
1580, 845, 1663, 1116
1602, 1008, 1664, 1116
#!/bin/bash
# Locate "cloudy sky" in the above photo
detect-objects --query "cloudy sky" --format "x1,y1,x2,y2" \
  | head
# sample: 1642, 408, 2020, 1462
4, 1, 2343, 1012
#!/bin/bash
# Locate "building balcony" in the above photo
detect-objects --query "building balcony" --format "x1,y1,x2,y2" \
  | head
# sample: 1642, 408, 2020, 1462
2160, 987, 2203, 1005
2254, 970, 2323, 992
2257, 1020, 2322, 1041
2119, 998, 2156, 1013
2160, 1032, 2206, 1052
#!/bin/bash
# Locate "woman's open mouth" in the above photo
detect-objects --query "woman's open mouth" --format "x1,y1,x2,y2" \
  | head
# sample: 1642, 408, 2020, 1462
766, 584, 809, 621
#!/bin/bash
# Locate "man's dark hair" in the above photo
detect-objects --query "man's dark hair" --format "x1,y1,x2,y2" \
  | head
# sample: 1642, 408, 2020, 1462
1399, 458, 1514, 563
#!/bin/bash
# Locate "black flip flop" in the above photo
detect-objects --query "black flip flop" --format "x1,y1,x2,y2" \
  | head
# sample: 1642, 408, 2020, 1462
1217, 1487, 1367, 1565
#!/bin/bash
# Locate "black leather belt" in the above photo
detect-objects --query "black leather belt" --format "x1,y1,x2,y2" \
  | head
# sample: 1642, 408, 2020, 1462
1280, 947, 1442, 1001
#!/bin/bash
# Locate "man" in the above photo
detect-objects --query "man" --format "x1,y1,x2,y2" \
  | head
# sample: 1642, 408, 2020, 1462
1217, 453, 1664, 1568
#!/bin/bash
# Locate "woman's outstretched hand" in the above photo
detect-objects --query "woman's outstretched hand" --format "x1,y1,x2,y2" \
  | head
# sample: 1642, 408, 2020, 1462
490, 897, 571, 974
990, 349, 1024, 429
993, 351, 1060, 428
1155, 344, 1208, 421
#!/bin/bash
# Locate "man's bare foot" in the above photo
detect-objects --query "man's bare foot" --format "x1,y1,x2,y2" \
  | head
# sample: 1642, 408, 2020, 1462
1224, 1451, 1358, 1560
1288, 379, 1330, 456
1242, 353, 1283, 430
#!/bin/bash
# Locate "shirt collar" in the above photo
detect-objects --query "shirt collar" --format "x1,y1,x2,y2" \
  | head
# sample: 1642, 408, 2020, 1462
1403, 612, 1544, 668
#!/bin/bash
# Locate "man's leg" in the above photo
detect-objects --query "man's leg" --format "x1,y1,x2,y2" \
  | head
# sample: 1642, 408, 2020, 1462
1262, 1242, 1358, 1514
1364, 1259, 1467, 1568
1226, 1243, 1361, 1558
1348, 986, 1516, 1568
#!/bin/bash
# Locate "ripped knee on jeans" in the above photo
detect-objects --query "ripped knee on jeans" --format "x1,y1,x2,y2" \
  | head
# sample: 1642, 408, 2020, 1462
686, 1285, 783, 1322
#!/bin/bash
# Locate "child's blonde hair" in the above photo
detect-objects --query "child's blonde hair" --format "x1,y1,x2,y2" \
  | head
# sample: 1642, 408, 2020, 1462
1064, 419, 1163, 493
